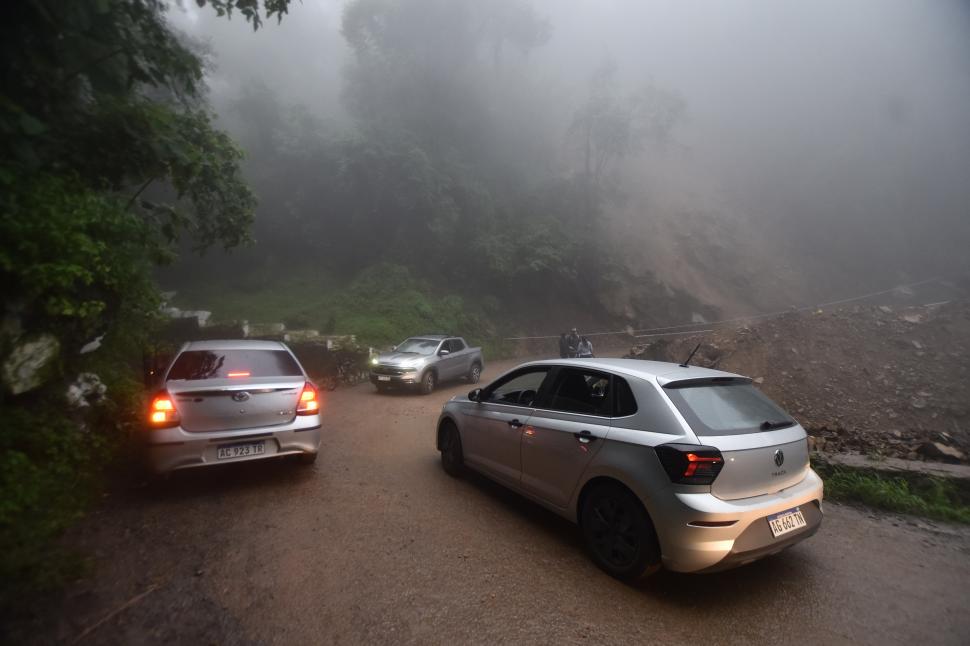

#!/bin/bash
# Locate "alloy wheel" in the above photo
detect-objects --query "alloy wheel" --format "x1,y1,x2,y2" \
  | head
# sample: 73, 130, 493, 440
587, 495, 641, 569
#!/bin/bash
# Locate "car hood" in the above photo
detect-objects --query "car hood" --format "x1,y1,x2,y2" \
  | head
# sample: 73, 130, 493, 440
376, 352, 432, 366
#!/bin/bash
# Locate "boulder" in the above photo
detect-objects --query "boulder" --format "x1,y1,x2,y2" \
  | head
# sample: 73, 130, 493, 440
917, 441, 966, 463
2, 334, 60, 395
66, 372, 107, 409
284, 329, 321, 343
80, 334, 104, 354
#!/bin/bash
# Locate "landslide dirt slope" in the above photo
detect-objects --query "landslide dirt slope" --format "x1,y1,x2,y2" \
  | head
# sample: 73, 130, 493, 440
629, 301, 970, 463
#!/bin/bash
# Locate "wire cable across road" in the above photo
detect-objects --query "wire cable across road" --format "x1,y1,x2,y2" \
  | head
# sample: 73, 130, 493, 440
502, 276, 945, 342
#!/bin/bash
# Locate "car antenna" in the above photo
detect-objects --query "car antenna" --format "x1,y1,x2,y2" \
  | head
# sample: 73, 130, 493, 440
680, 343, 701, 368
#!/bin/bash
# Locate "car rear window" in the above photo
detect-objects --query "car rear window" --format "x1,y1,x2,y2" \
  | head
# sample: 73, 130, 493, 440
166, 349, 302, 381
663, 380, 794, 436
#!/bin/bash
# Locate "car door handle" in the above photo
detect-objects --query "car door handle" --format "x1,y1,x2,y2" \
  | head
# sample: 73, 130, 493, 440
574, 430, 595, 444
508, 419, 523, 429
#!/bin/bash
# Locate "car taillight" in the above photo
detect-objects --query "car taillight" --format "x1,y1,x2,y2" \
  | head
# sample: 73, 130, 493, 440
296, 381, 319, 415
655, 443, 724, 485
148, 391, 180, 428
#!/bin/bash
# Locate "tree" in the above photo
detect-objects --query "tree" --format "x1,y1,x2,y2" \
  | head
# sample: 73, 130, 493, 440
341, 0, 549, 157
0, 0, 298, 608
0, 0, 291, 352
570, 62, 686, 193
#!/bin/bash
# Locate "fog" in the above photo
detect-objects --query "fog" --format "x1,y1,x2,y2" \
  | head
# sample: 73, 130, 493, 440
167, 0, 970, 321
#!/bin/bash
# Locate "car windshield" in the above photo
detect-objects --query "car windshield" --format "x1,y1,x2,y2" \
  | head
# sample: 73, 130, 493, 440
663, 380, 795, 436
395, 338, 440, 355
167, 349, 302, 381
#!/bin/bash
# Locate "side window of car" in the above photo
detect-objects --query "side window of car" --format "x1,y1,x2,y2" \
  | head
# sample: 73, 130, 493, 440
485, 369, 549, 407
612, 376, 639, 417
546, 368, 611, 416
449, 338, 465, 352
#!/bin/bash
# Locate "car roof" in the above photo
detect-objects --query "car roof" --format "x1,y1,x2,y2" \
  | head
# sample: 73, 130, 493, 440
181, 339, 289, 352
515, 357, 747, 385
407, 334, 451, 340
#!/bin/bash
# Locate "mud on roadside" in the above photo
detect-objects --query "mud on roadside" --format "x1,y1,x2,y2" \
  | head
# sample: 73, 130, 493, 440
628, 301, 970, 464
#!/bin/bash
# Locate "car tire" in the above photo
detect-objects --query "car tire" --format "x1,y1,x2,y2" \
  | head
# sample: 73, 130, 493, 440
420, 370, 436, 395
580, 482, 661, 582
297, 452, 318, 465
439, 423, 464, 477
467, 362, 482, 384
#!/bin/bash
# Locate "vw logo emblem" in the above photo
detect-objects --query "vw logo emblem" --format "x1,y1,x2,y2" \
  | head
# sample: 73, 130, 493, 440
231, 391, 250, 403
774, 450, 785, 467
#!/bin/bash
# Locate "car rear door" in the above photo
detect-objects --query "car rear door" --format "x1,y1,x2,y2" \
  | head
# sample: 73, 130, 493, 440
519, 367, 614, 509
440, 339, 463, 380
461, 366, 552, 487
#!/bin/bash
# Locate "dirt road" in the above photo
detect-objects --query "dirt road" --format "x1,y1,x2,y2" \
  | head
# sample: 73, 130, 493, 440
26, 359, 970, 645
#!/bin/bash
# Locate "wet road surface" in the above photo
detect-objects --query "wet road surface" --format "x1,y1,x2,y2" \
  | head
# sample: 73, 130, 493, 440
29, 359, 970, 645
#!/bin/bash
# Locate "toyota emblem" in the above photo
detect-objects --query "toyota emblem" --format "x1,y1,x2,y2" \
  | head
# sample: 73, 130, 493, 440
774, 449, 785, 467
231, 391, 250, 403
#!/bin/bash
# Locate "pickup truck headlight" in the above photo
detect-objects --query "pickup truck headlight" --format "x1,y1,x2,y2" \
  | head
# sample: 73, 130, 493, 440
371, 357, 379, 365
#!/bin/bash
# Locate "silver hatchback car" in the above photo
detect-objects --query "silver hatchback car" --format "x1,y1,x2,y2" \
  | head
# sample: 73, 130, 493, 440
436, 358, 823, 580
144, 340, 323, 474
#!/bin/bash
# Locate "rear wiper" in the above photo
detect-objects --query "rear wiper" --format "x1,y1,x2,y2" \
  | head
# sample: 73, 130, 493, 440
760, 420, 794, 430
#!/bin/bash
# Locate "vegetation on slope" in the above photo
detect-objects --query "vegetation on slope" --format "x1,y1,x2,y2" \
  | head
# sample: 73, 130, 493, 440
0, 0, 293, 610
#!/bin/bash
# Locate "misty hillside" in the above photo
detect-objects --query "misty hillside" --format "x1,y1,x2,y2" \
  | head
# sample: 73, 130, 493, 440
161, 0, 970, 343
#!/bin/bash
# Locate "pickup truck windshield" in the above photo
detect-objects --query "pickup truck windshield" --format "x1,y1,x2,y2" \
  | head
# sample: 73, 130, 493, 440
395, 338, 440, 355
664, 381, 795, 436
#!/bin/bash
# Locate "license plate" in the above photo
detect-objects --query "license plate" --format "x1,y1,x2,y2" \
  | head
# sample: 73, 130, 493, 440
377, 375, 391, 381
767, 507, 807, 538
216, 441, 266, 460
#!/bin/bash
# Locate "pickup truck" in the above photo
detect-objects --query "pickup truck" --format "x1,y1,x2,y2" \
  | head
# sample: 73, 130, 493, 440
370, 335, 483, 394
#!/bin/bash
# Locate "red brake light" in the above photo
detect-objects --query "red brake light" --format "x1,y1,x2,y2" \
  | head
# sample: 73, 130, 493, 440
655, 444, 724, 485
148, 391, 180, 428
297, 382, 319, 415
684, 452, 723, 477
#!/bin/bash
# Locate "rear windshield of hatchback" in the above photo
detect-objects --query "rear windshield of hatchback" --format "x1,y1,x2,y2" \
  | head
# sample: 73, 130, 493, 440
663, 380, 794, 436
167, 349, 302, 381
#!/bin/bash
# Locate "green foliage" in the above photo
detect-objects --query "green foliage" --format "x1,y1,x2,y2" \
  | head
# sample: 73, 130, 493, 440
1, 1, 271, 349
328, 264, 492, 346
0, 0, 290, 616
202, 0, 293, 29
0, 376, 142, 607
0, 172, 160, 345
170, 262, 496, 348
817, 463, 970, 524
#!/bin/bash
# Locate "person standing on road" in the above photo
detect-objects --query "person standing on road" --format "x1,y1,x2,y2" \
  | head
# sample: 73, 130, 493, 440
577, 336, 594, 358
566, 328, 581, 358
559, 333, 569, 358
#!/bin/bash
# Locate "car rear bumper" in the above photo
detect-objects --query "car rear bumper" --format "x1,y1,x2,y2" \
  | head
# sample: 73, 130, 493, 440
657, 468, 824, 573
142, 417, 323, 474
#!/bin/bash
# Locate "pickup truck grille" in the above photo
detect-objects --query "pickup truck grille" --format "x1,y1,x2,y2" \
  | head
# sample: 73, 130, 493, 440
371, 365, 408, 376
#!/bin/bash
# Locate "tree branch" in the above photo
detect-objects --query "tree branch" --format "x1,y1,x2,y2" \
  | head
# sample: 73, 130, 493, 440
125, 177, 155, 211
63, 47, 127, 83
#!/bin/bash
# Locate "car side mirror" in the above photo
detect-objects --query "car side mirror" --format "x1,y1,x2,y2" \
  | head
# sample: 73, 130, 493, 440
439, 349, 450, 356
391, 345, 397, 351
468, 388, 482, 402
